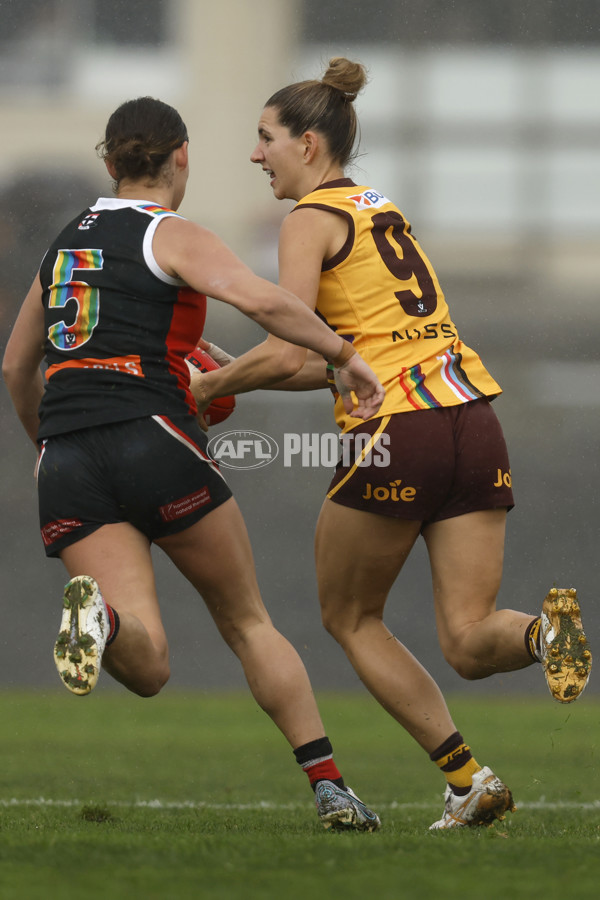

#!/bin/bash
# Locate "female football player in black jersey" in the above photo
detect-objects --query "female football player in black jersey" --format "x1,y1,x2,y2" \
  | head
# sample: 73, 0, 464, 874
2, 96, 384, 833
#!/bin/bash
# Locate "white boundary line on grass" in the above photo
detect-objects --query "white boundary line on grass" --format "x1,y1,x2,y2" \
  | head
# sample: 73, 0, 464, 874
2, 798, 600, 811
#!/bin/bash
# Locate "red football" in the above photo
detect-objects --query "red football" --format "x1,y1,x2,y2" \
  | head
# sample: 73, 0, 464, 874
185, 347, 236, 426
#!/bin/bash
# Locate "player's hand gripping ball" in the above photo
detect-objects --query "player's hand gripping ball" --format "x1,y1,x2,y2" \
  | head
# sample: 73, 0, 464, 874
185, 347, 236, 426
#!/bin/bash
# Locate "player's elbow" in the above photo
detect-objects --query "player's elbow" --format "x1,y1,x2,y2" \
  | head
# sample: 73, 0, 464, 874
2, 346, 42, 387
2, 357, 25, 397
243, 293, 281, 327
271, 344, 305, 380
2, 352, 16, 385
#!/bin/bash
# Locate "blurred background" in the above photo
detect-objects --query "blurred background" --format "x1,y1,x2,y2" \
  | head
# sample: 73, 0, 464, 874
0, 0, 598, 700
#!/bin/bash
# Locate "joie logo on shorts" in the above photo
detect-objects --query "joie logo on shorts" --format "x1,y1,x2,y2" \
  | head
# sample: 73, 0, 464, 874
207, 430, 279, 469
362, 480, 417, 502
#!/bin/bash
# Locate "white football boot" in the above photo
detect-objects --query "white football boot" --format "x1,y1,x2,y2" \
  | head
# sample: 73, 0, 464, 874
429, 766, 516, 830
54, 575, 109, 695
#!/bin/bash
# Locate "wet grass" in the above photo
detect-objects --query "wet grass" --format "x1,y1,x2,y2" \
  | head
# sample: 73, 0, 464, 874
1, 690, 599, 899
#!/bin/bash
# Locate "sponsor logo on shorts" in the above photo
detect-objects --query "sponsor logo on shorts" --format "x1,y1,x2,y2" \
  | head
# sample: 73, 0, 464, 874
362, 480, 417, 502
159, 487, 212, 522
494, 468, 512, 488
41, 517, 83, 546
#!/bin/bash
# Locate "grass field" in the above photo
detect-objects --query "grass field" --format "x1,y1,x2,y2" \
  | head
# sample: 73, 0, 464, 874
1, 689, 599, 899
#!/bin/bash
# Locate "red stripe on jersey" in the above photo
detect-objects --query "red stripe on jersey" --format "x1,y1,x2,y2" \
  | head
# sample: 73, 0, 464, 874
164, 287, 207, 415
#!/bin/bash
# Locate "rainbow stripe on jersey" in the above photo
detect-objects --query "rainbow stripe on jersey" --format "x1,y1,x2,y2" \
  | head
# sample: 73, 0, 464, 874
138, 204, 180, 217
438, 349, 484, 403
399, 365, 439, 410
398, 351, 484, 411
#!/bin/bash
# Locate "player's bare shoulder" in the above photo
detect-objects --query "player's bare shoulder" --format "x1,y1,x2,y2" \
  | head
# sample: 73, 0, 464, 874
153, 216, 231, 282
282, 205, 348, 262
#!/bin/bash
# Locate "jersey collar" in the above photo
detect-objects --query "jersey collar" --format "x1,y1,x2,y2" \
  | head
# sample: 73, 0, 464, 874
311, 178, 357, 192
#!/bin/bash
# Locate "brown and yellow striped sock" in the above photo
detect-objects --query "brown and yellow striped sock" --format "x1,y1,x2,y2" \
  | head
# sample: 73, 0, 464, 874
430, 731, 481, 796
525, 616, 542, 662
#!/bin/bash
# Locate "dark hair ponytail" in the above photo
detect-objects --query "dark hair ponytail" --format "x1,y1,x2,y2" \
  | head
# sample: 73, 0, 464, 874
96, 97, 188, 185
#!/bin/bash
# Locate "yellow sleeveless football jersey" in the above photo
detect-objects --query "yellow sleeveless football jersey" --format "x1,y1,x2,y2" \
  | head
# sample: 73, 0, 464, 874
294, 179, 502, 432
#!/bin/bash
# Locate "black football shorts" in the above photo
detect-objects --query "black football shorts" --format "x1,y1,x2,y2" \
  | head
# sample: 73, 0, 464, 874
37, 414, 232, 557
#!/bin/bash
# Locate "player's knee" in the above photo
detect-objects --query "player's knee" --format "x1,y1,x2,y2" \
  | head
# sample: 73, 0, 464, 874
320, 606, 364, 647
320, 607, 342, 640
442, 647, 484, 680
131, 662, 171, 697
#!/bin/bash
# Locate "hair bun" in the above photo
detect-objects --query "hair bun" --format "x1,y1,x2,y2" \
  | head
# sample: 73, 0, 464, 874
321, 57, 367, 101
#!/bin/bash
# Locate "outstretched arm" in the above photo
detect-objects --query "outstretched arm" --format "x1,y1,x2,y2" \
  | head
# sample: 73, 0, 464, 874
266, 349, 329, 391
154, 214, 383, 420
2, 274, 46, 445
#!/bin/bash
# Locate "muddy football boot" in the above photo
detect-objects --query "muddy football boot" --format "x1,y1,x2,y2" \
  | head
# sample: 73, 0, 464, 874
315, 780, 381, 832
430, 766, 516, 830
541, 587, 591, 703
54, 575, 108, 695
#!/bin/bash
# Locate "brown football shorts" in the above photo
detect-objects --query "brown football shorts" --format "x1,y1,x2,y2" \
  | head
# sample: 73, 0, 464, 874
327, 398, 514, 525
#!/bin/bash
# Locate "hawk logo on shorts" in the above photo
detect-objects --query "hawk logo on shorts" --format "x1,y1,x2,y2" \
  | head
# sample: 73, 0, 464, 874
78, 214, 99, 230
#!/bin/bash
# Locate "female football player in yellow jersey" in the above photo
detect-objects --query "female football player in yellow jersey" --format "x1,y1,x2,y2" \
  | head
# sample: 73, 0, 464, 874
194, 57, 592, 830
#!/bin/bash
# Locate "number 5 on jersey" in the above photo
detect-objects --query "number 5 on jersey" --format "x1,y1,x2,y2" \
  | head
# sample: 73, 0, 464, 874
47, 248, 103, 350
